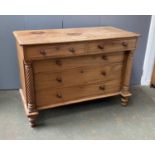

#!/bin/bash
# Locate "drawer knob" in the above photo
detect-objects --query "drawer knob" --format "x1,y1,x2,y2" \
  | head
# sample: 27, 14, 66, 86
122, 41, 128, 47
56, 77, 62, 83
69, 47, 75, 53
56, 92, 63, 98
40, 49, 46, 56
102, 55, 108, 60
56, 60, 62, 66
101, 71, 106, 76
99, 85, 105, 90
98, 45, 104, 49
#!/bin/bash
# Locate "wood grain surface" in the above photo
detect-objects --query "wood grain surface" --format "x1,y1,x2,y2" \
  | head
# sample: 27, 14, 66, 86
13, 26, 140, 45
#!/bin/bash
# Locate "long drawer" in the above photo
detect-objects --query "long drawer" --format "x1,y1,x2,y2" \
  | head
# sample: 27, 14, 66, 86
33, 52, 125, 74
34, 63, 123, 90
24, 38, 136, 60
36, 79, 122, 108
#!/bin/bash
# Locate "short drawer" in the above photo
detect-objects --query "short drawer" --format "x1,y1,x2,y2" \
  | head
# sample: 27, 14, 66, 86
33, 52, 125, 74
35, 79, 122, 108
87, 38, 137, 54
34, 63, 123, 90
24, 42, 87, 60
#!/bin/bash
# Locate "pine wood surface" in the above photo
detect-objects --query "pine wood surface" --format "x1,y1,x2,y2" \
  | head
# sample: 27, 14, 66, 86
13, 26, 140, 45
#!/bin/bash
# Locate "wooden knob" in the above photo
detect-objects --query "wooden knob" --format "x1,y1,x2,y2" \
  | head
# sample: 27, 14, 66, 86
101, 71, 106, 76
55, 59, 62, 66
98, 45, 104, 49
56, 77, 62, 83
40, 49, 46, 56
122, 41, 128, 47
99, 85, 105, 90
102, 55, 108, 60
69, 47, 75, 53
56, 92, 62, 98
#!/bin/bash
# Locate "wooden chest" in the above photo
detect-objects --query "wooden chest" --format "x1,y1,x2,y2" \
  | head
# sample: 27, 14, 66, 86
13, 26, 140, 127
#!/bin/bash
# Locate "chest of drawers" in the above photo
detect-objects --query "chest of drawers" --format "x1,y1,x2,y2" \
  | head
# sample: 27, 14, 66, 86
13, 26, 140, 127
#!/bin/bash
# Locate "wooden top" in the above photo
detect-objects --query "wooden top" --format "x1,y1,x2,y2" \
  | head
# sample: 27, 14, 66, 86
13, 26, 140, 45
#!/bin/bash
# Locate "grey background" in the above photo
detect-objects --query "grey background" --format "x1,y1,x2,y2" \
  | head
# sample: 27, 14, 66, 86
0, 15, 151, 89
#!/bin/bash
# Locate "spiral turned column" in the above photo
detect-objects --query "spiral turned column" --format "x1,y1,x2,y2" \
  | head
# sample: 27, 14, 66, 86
24, 61, 38, 127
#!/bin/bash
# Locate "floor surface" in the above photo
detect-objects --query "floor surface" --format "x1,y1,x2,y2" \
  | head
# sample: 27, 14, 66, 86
0, 86, 155, 139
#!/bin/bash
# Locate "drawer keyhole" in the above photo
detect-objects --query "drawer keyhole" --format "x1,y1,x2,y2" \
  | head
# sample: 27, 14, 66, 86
102, 55, 108, 60
40, 49, 46, 56
99, 85, 105, 90
69, 47, 75, 53
98, 45, 104, 50
55, 60, 62, 66
56, 77, 63, 83
80, 69, 84, 73
122, 41, 128, 47
56, 92, 63, 98
101, 71, 106, 76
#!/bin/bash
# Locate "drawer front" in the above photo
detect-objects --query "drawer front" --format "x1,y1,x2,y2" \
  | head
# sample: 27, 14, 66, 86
24, 39, 136, 60
87, 38, 137, 54
36, 79, 121, 108
25, 42, 86, 60
34, 63, 123, 90
33, 52, 125, 74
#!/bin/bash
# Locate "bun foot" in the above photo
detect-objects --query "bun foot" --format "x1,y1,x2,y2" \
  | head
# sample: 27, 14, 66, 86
150, 84, 155, 88
28, 113, 38, 127
121, 96, 129, 106
29, 118, 36, 127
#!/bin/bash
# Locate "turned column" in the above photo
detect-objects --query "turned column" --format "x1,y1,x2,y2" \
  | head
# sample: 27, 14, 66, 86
121, 50, 134, 106
24, 61, 38, 127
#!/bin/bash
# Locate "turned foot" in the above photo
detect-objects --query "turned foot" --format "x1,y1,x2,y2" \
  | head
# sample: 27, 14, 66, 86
121, 96, 129, 106
28, 117, 36, 127
150, 84, 155, 88
28, 113, 38, 127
